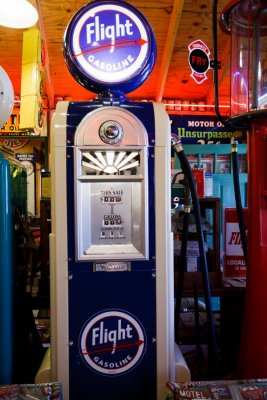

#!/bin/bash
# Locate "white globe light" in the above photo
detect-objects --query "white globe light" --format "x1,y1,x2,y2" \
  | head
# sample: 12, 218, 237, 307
0, 0, 38, 29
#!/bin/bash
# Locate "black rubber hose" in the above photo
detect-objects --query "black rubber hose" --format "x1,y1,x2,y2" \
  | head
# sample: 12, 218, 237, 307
231, 140, 248, 264
193, 283, 203, 378
174, 203, 190, 342
172, 174, 191, 341
172, 138, 219, 377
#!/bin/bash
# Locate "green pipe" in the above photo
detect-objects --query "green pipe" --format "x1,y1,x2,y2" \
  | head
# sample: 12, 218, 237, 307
0, 155, 13, 383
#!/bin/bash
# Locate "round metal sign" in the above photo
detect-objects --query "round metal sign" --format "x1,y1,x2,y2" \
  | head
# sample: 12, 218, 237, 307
79, 309, 146, 376
64, 0, 156, 94
188, 39, 210, 84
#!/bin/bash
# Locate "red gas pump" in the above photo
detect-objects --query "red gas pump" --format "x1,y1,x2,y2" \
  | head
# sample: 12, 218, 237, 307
219, 0, 267, 378
241, 120, 267, 378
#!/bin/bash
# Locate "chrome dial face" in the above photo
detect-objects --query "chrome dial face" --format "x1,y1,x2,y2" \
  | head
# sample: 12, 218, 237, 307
99, 120, 123, 144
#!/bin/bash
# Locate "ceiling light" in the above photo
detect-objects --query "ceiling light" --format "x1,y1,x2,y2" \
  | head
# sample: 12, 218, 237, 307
0, 0, 38, 29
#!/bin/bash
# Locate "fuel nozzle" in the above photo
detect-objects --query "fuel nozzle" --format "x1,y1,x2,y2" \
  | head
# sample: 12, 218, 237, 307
231, 137, 238, 153
171, 135, 183, 153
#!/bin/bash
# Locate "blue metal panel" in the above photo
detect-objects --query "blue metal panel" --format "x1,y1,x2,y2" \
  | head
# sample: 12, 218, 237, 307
0, 155, 13, 383
66, 236, 157, 396
68, 270, 156, 400
122, 102, 156, 145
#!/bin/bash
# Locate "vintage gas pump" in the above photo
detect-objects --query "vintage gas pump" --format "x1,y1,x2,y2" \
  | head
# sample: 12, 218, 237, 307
49, 1, 187, 399
218, 0, 267, 378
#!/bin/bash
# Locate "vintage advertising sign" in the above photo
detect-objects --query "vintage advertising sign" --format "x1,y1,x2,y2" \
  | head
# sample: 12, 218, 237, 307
188, 39, 210, 84
79, 309, 146, 376
64, 0, 156, 94
170, 115, 244, 144
0, 107, 45, 136
0, 108, 24, 135
224, 208, 248, 278
0, 138, 28, 150
16, 153, 36, 176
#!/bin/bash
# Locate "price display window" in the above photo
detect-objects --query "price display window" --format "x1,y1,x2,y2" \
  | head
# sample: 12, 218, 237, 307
75, 147, 148, 261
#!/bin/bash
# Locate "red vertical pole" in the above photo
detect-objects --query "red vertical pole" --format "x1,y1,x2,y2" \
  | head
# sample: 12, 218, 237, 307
238, 119, 267, 378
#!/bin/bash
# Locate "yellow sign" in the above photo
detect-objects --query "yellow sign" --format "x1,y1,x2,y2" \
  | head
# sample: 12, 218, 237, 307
0, 108, 38, 136
0, 108, 22, 133
20, 28, 43, 133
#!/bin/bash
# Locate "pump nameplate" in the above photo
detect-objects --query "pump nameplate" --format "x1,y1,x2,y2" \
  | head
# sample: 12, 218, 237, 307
94, 262, 130, 272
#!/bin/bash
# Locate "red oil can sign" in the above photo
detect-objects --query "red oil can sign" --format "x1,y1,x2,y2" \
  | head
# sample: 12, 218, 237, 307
224, 208, 247, 278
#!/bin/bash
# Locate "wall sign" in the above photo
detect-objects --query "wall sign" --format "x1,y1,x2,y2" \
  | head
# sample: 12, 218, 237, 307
0, 138, 28, 150
79, 309, 146, 376
64, 0, 156, 94
16, 153, 36, 176
224, 208, 247, 278
170, 115, 244, 144
0, 108, 41, 136
188, 39, 210, 84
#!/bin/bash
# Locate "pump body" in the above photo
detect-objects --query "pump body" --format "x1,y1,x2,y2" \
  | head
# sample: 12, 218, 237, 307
221, 0, 267, 378
50, 99, 179, 399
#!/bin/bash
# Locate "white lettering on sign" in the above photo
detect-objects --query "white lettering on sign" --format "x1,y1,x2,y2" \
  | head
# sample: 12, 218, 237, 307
228, 231, 242, 245
104, 215, 121, 219
179, 390, 208, 399
226, 259, 246, 267
101, 189, 124, 196
226, 222, 243, 256
87, 54, 134, 72
86, 14, 134, 46
188, 120, 215, 127
93, 355, 132, 368
92, 319, 133, 354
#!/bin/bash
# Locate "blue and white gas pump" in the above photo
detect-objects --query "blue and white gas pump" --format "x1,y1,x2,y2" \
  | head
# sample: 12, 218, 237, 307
50, 1, 189, 399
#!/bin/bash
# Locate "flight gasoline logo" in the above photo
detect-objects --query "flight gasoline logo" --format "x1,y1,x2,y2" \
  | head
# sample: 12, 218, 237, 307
71, 3, 150, 84
79, 310, 146, 375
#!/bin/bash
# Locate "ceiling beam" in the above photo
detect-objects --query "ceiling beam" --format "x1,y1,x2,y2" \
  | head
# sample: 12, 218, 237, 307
35, 0, 55, 109
155, 0, 184, 102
